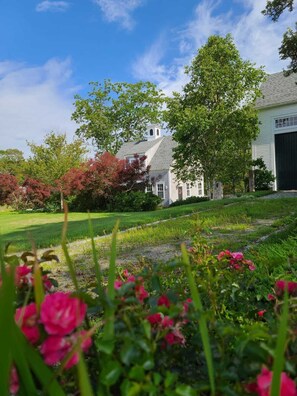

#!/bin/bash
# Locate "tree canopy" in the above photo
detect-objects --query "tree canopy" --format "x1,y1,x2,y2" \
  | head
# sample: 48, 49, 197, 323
72, 80, 165, 154
263, 0, 297, 75
166, 35, 266, 196
0, 149, 25, 179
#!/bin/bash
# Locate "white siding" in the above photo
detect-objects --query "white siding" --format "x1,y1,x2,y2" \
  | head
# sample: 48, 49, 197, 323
253, 103, 297, 190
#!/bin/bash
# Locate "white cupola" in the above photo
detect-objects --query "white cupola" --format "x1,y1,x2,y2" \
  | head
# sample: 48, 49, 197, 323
145, 124, 162, 141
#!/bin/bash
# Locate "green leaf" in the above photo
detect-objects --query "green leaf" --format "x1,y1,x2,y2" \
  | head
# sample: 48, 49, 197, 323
142, 320, 151, 340
97, 339, 115, 355
128, 365, 145, 381
175, 384, 196, 396
181, 244, 215, 396
120, 343, 138, 366
100, 360, 122, 386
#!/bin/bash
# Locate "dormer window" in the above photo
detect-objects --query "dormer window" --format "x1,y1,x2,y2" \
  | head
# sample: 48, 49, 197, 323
150, 129, 154, 136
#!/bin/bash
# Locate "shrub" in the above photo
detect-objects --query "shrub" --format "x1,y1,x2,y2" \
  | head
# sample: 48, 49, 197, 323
110, 191, 162, 212
169, 196, 209, 207
0, 173, 19, 205
252, 158, 275, 190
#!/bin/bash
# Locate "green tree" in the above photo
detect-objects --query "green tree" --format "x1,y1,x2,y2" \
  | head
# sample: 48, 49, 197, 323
166, 35, 266, 198
0, 149, 25, 180
263, 0, 297, 75
72, 80, 165, 154
26, 132, 87, 209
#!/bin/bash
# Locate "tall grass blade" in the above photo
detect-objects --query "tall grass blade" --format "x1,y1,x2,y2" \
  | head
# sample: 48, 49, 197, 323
0, 257, 15, 395
61, 201, 79, 292
77, 352, 95, 396
87, 213, 104, 299
103, 220, 119, 341
181, 243, 215, 396
270, 289, 289, 396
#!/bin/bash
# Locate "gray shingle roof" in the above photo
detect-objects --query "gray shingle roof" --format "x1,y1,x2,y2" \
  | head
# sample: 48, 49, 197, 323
116, 137, 163, 158
150, 136, 177, 170
256, 72, 297, 109
116, 136, 176, 171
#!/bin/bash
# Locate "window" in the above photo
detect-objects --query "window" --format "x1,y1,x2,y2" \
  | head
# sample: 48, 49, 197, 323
275, 115, 297, 129
150, 128, 154, 136
157, 129, 160, 136
186, 183, 191, 197
198, 182, 203, 196
146, 184, 152, 193
157, 183, 164, 199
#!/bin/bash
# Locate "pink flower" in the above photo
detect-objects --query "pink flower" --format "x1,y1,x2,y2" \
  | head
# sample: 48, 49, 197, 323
127, 275, 136, 283
42, 275, 53, 291
244, 260, 256, 271
15, 303, 40, 344
231, 252, 244, 260
147, 313, 162, 325
256, 367, 297, 396
135, 284, 148, 303
164, 328, 185, 346
257, 310, 266, 317
157, 295, 170, 308
161, 316, 174, 328
40, 331, 92, 369
275, 280, 297, 296
122, 269, 130, 278
15, 265, 33, 287
40, 292, 87, 336
217, 250, 231, 260
114, 280, 123, 289
10, 366, 19, 395
267, 293, 275, 301
183, 298, 193, 314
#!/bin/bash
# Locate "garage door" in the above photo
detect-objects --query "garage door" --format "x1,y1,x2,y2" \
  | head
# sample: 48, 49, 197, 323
275, 131, 297, 190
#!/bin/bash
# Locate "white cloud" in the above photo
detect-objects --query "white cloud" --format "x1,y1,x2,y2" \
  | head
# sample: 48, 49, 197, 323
132, 0, 297, 96
36, 1, 70, 12
0, 58, 80, 157
93, 0, 144, 30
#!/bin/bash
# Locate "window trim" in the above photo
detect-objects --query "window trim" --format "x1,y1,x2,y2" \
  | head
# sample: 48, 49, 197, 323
157, 183, 165, 199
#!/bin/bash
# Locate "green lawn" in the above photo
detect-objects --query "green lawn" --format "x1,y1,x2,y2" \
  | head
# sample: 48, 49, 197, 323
0, 199, 234, 251
1, 195, 296, 254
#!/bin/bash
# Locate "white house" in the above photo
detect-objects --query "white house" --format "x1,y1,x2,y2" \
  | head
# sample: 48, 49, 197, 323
116, 125, 204, 205
252, 72, 297, 190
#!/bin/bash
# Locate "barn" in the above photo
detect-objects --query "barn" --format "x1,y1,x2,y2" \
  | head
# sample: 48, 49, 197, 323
252, 72, 297, 190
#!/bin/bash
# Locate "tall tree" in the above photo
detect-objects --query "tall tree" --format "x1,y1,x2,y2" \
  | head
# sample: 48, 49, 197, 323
263, 0, 297, 75
26, 132, 87, 209
166, 35, 266, 197
0, 149, 25, 180
72, 80, 165, 154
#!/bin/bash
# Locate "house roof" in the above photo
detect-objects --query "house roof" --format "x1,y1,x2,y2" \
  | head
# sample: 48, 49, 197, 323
150, 136, 177, 171
116, 136, 177, 171
256, 72, 297, 109
116, 137, 163, 157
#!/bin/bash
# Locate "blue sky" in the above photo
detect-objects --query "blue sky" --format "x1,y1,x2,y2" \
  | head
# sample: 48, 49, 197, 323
1, 0, 296, 156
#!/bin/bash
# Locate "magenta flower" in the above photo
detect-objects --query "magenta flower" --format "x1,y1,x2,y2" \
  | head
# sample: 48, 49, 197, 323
9, 366, 19, 395
161, 316, 174, 328
15, 303, 40, 344
275, 280, 297, 296
114, 279, 123, 289
135, 284, 149, 303
40, 330, 92, 369
256, 367, 297, 396
40, 292, 87, 336
257, 310, 266, 317
15, 265, 33, 287
157, 295, 171, 308
231, 252, 244, 260
217, 250, 231, 260
147, 313, 162, 325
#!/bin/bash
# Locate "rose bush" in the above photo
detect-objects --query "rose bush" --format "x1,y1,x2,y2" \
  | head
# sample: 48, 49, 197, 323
1, 234, 297, 395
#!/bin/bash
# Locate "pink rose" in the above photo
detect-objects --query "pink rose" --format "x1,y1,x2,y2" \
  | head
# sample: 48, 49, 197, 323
135, 284, 149, 303
10, 366, 19, 395
40, 292, 87, 336
161, 316, 174, 328
257, 310, 266, 317
275, 280, 297, 296
217, 250, 231, 261
15, 303, 40, 344
256, 367, 297, 396
15, 265, 33, 287
114, 280, 123, 289
41, 331, 92, 369
231, 252, 244, 260
147, 313, 162, 325
157, 295, 170, 308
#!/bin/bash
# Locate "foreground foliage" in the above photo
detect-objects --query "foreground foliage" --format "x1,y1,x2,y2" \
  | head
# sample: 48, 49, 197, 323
1, 218, 297, 395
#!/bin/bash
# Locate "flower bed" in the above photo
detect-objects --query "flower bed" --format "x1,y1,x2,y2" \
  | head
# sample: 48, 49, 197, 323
1, 232, 297, 395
